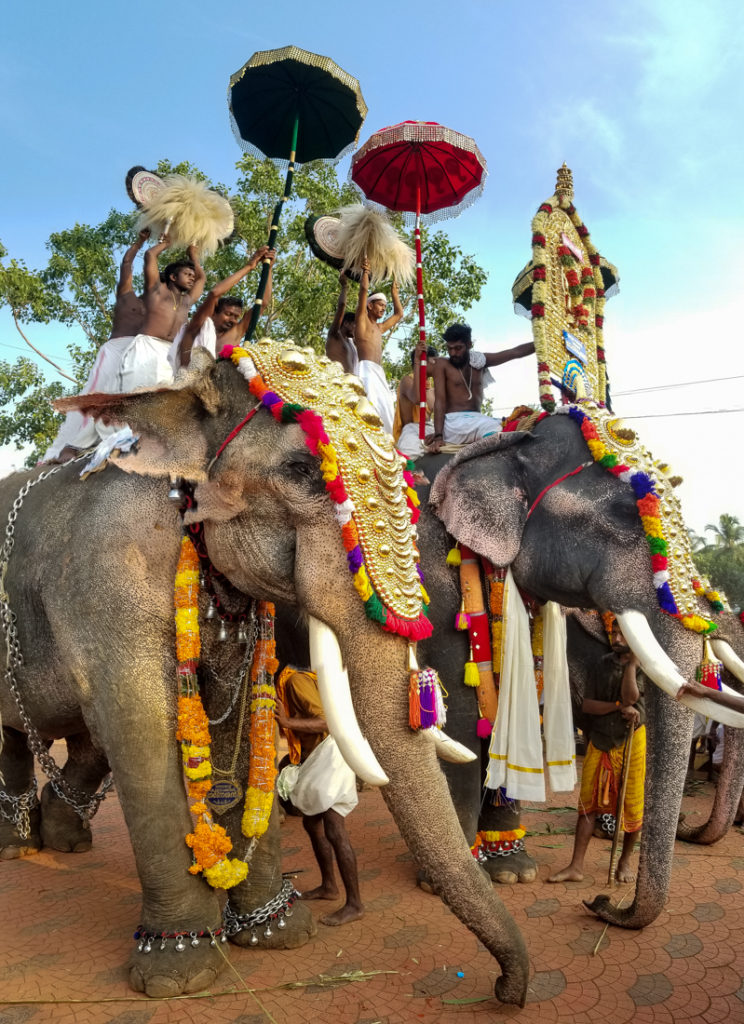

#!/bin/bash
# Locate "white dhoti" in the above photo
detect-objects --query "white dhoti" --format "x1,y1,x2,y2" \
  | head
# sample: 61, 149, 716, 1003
117, 334, 174, 393
541, 602, 578, 792
281, 736, 358, 817
357, 360, 395, 434
167, 319, 217, 375
44, 336, 135, 460
396, 410, 501, 458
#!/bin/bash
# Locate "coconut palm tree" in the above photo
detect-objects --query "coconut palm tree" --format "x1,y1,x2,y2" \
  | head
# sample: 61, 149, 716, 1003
704, 514, 744, 550
688, 528, 708, 553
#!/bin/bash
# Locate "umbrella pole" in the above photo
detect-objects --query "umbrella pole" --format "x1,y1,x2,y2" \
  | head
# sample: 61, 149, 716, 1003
415, 189, 427, 440
245, 114, 300, 342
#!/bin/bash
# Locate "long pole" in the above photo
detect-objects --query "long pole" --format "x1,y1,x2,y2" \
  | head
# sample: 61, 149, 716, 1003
607, 725, 634, 885
415, 187, 427, 440
245, 114, 299, 342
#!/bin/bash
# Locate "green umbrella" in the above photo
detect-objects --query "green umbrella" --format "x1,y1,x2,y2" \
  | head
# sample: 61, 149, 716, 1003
228, 46, 367, 339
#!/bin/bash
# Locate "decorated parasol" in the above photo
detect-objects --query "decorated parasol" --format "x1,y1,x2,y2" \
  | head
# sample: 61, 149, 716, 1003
228, 45, 367, 339
351, 121, 487, 438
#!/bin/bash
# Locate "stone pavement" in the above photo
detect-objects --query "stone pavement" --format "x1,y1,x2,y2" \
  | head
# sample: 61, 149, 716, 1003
0, 762, 742, 1024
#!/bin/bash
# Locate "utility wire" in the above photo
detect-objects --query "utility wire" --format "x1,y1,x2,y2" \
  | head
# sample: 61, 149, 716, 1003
613, 374, 744, 397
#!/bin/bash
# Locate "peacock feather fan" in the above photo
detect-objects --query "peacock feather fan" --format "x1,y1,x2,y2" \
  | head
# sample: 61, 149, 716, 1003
136, 176, 235, 257
335, 204, 415, 286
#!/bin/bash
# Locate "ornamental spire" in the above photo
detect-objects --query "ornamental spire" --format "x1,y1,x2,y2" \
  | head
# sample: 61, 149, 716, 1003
555, 163, 573, 202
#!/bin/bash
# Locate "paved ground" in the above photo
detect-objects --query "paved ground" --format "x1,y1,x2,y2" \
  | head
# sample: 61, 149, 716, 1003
0, 757, 742, 1024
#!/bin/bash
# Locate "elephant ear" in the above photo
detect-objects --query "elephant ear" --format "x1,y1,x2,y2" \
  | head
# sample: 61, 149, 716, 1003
54, 349, 223, 482
429, 432, 530, 567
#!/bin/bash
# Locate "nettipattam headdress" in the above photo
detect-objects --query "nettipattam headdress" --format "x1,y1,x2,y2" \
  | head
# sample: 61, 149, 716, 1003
221, 339, 432, 640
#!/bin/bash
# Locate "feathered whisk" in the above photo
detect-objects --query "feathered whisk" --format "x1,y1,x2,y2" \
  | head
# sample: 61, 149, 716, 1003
136, 175, 235, 257
335, 205, 414, 286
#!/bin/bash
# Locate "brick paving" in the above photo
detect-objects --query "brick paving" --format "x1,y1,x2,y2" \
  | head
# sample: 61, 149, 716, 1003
0, 761, 742, 1023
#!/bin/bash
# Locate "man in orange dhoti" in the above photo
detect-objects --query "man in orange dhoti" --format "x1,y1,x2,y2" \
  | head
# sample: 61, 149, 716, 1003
549, 626, 646, 884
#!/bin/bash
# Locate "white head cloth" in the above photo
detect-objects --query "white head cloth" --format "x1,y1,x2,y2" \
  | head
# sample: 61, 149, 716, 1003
367, 292, 387, 304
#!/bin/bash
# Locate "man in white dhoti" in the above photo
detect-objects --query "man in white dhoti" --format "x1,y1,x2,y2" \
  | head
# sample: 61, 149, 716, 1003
325, 271, 359, 375
117, 234, 205, 392
170, 247, 276, 370
275, 667, 364, 927
419, 323, 535, 457
353, 259, 404, 434
45, 229, 152, 461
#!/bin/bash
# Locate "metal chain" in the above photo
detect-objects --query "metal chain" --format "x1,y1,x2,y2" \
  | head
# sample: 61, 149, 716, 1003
0, 778, 39, 839
0, 460, 113, 823
222, 878, 300, 937
207, 606, 258, 727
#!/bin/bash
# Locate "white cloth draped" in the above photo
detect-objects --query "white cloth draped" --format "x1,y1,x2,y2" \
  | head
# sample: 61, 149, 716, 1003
486, 568, 546, 801
357, 360, 395, 434
44, 336, 135, 460
541, 602, 578, 791
117, 334, 174, 393
396, 410, 501, 457
281, 735, 359, 817
167, 318, 217, 374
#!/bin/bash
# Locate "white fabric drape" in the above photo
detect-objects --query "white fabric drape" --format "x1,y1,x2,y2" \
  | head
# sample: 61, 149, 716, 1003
486, 568, 545, 801
542, 602, 578, 791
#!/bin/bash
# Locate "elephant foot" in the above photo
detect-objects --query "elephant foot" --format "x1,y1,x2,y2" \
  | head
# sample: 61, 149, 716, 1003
483, 850, 538, 885
128, 938, 228, 997
0, 805, 42, 859
40, 783, 92, 852
229, 899, 317, 949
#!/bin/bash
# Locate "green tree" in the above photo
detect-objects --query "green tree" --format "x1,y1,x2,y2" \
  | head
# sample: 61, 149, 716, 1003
696, 544, 744, 612
704, 514, 744, 550
0, 157, 487, 464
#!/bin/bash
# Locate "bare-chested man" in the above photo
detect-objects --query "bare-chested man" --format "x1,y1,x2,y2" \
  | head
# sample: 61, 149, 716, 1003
393, 340, 438, 452
325, 271, 358, 374
44, 229, 153, 461
423, 323, 535, 455
172, 247, 276, 369
353, 259, 404, 433
117, 236, 205, 392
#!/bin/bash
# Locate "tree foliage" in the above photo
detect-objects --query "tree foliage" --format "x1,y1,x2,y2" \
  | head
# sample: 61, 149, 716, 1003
694, 515, 744, 611
0, 156, 487, 464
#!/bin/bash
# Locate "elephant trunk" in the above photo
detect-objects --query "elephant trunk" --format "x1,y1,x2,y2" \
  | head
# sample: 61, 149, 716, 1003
677, 724, 744, 844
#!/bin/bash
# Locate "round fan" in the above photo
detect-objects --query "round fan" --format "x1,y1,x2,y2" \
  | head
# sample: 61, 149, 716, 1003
125, 166, 165, 208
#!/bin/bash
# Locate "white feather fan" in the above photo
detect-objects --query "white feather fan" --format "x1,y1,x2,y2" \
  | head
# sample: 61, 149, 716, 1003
335, 205, 414, 286
135, 175, 234, 257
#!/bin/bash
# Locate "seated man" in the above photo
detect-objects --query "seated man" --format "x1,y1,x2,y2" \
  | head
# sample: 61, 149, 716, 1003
275, 666, 364, 927
423, 323, 535, 455
117, 235, 205, 391
325, 271, 358, 374
170, 247, 275, 369
393, 340, 438, 453
353, 259, 404, 433
44, 229, 151, 462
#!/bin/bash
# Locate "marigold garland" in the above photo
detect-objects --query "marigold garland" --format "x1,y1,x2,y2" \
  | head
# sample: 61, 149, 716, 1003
222, 344, 431, 643
174, 536, 281, 888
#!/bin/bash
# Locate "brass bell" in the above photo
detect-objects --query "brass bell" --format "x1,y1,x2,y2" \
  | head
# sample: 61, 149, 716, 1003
217, 621, 229, 642
205, 601, 217, 620
167, 476, 184, 504
237, 622, 249, 643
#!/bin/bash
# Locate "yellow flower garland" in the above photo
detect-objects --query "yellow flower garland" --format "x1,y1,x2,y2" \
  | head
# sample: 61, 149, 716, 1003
174, 535, 278, 889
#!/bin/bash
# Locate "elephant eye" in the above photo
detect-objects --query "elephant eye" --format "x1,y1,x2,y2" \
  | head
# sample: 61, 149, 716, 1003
288, 458, 318, 481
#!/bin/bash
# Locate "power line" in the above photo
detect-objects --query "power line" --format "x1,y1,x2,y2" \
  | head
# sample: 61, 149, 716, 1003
613, 374, 744, 397
620, 408, 744, 419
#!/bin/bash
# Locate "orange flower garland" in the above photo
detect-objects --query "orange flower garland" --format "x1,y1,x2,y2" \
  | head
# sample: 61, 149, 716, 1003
241, 604, 279, 842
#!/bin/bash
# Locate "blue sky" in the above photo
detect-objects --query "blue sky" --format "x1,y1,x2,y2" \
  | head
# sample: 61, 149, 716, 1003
1, 0, 742, 534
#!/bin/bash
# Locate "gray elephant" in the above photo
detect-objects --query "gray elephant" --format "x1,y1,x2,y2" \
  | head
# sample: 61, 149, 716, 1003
0, 349, 531, 1006
422, 413, 744, 930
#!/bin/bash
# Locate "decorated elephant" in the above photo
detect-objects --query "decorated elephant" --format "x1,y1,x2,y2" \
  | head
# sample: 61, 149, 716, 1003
418, 409, 744, 929
0, 345, 532, 1006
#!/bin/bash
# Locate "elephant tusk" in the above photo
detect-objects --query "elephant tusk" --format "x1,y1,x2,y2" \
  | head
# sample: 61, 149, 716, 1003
616, 610, 744, 729
710, 639, 744, 686
307, 615, 390, 787
423, 727, 478, 764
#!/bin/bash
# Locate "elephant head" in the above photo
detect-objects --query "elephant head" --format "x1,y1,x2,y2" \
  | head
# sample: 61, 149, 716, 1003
429, 410, 744, 928
53, 345, 530, 1005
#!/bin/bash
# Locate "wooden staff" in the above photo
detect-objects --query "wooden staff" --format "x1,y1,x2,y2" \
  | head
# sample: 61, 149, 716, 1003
607, 723, 634, 885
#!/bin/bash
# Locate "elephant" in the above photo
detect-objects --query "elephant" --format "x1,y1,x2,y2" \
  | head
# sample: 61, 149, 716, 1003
0, 348, 532, 1007
419, 412, 744, 930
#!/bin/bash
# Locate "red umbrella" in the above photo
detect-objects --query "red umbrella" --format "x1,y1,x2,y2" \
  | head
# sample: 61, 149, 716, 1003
351, 121, 487, 439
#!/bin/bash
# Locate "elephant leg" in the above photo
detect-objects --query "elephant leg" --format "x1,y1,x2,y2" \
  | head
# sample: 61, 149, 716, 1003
586, 686, 691, 928
223, 800, 317, 949
0, 726, 41, 858
90, 694, 227, 998
677, 724, 744, 843
478, 796, 538, 884
40, 731, 110, 852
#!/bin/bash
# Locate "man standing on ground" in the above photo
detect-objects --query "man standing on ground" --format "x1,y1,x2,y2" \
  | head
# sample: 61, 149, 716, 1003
117, 235, 205, 391
325, 271, 358, 374
275, 666, 364, 927
548, 624, 646, 884
172, 247, 276, 368
353, 258, 404, 433
44, 228, 152, 461
423, 323, 534, 454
